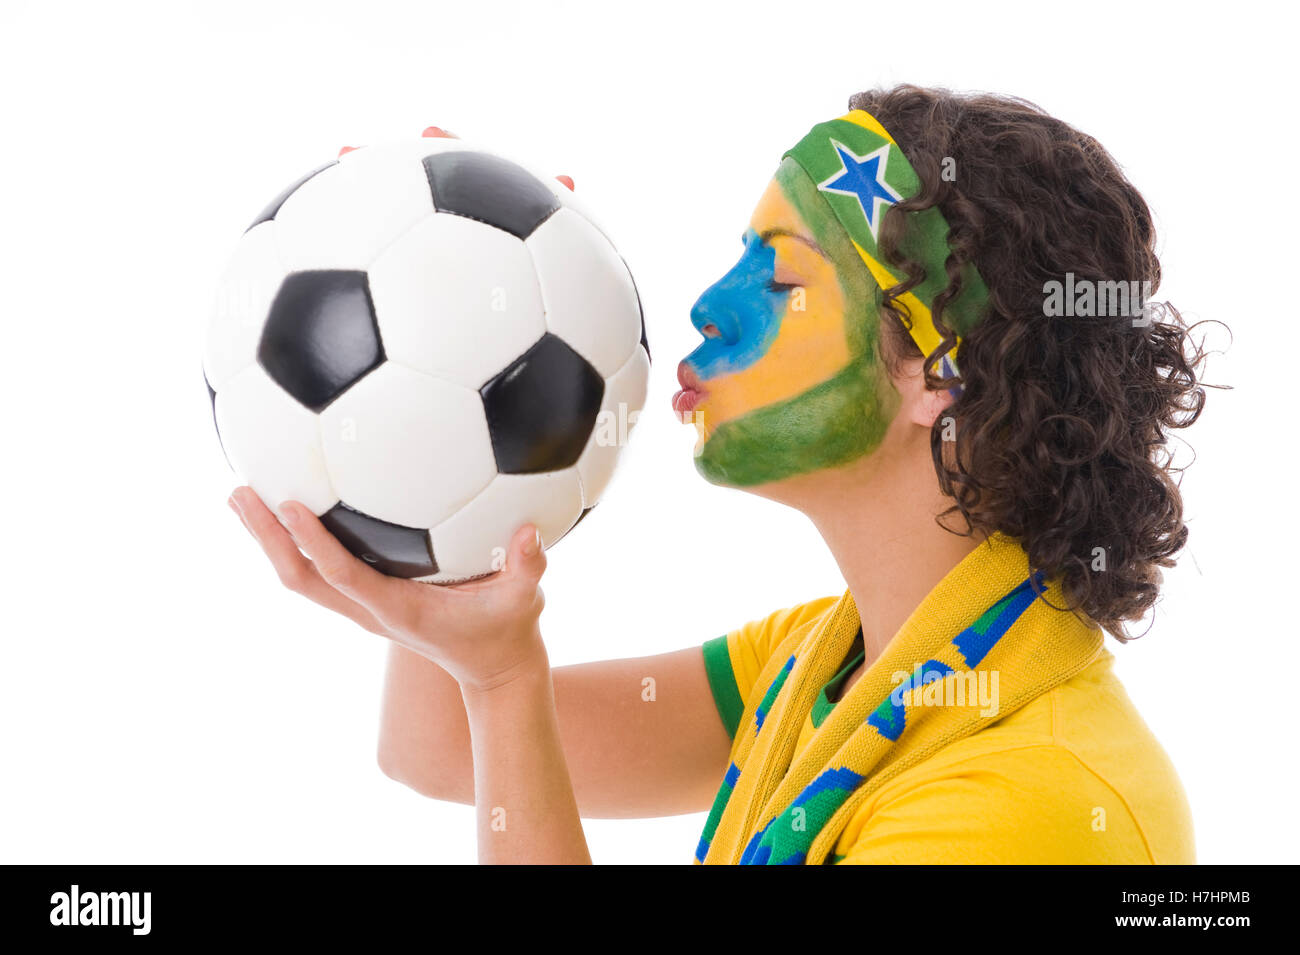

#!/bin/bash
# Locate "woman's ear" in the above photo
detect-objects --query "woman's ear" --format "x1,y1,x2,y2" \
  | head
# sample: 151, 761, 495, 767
917, 376, 957, 428
878, 316, 957, 429
896, 355, 957, 428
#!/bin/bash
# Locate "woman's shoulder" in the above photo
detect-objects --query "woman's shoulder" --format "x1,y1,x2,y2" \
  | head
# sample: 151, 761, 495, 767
722, 592, 843, 673
733, 592, 842, 643
837, 649, 1195, 864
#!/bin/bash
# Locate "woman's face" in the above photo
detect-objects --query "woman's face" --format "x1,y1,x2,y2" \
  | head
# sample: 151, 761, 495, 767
675, 158, 902, 487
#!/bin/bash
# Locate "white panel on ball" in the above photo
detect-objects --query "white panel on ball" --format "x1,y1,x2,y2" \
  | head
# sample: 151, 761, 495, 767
202, 223, 287, 391
215, 365, 338, 515
427, 468, 584, 581
369, 214, 546, 390
576, 343, 649, 508
545, 182, 614, 243
526, 207, 642, 378
319, 362, 496, 529
271, 146, 436, 272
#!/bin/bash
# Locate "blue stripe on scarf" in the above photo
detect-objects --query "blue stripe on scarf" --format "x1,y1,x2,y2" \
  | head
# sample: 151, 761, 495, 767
740, 818, 774, 865
724, 761, 741, 787
793, 765, 865, 807
694, 837, 710, 861
953, 571, 1045, 668
754, 655, 796, 733
694, 761, 744, 862
867, 660, 953, 742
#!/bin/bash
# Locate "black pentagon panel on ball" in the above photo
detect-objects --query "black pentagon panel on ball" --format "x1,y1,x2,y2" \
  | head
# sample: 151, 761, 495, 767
203, 369, 231, 468
623, 255, 651, 364
423, 150, 560, 239
480, 333, 604, 474
257, 270, 385, 412
204, 371, 217, 430
319, 503, 438, 579
246, 160, 338, 233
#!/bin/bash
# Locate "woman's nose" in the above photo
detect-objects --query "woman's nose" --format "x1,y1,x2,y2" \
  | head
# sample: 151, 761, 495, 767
689, 280, 741, 345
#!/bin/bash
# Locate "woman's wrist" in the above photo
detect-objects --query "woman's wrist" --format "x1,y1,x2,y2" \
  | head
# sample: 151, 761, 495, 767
456, 630, 550, 697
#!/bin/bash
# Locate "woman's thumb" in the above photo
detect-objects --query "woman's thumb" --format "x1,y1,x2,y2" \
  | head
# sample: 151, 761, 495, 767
509, 523, 547, 577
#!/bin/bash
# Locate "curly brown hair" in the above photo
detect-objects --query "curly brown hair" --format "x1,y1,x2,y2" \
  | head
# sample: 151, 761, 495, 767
850, 85, 1211, 640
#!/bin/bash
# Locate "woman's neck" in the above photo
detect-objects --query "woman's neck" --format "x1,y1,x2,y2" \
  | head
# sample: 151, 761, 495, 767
758, 428, 981, 665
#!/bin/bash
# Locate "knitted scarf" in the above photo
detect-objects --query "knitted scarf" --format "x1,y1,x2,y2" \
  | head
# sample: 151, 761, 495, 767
694, 533, 1105, 865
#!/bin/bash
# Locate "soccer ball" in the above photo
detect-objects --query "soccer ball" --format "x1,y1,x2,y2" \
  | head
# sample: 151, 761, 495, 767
203, 136, 650, 583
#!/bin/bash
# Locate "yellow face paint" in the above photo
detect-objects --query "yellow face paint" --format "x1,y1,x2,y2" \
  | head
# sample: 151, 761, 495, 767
692, 178, 854, 434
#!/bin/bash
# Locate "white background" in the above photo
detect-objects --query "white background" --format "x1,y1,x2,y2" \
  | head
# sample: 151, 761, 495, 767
0, 0, 1293, 864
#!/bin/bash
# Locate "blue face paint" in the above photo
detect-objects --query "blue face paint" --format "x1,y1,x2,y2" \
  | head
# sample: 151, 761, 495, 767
684, 228, 789, 381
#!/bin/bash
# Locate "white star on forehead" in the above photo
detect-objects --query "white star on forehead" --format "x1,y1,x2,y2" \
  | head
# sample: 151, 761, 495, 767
816, 139, 903, 241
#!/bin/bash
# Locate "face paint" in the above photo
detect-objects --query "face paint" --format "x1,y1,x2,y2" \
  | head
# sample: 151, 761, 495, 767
682, 230, 788, 382
677, 157, 902, 487
677, 108, 991, 490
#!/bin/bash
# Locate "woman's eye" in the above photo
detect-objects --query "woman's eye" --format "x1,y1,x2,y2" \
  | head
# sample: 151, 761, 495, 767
767, 281, 801, 293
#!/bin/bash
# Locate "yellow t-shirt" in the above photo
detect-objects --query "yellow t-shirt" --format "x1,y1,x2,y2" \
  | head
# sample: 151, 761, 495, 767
701, 596, 1196, 864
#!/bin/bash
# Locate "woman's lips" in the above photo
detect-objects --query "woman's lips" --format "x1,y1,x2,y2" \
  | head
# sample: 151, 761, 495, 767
673, 362, 707, 421
672, 388, 702, 416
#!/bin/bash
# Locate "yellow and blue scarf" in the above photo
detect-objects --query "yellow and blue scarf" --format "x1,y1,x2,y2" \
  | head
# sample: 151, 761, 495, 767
694, 533, 1104, 865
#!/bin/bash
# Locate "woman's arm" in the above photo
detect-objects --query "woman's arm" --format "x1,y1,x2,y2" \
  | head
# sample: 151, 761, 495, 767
378, 641, 733, 818
460, 641, 589, 864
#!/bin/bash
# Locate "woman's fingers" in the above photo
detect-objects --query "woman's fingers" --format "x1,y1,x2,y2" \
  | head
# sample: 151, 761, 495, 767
276, 500, 400, 613
339, 127, 454, 157
229, 488, 385, 635
230, 489, 318, 594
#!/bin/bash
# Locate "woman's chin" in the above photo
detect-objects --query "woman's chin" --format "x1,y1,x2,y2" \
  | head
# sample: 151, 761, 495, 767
689, 417, 710, 462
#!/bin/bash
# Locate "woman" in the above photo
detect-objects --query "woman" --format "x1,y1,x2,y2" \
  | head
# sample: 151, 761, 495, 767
228, 85, 1205, 864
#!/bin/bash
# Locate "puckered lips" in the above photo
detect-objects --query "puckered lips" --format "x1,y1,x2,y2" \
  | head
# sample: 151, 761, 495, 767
672, 361, 707, 421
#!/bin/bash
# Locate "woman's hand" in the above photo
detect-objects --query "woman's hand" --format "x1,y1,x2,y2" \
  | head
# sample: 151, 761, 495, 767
228, 486, 549, 693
